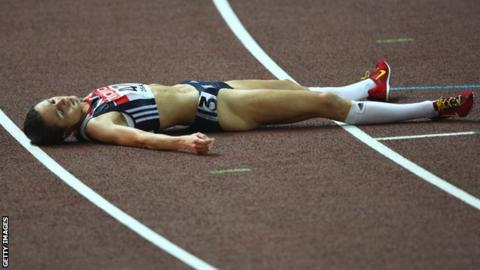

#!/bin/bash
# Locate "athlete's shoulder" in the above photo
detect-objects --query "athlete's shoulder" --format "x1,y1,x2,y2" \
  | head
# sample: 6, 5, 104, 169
84, 113, 121, 137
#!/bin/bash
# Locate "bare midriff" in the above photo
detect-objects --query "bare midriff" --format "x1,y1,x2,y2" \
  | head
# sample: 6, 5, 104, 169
148, 83, 199, 129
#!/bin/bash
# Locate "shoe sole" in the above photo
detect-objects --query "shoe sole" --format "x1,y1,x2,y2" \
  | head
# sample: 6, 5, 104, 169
462, 91, 474, 117
383, 60, 391, 102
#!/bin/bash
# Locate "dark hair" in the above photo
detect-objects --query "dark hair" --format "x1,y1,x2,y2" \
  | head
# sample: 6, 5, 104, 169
23, 107, 65, 145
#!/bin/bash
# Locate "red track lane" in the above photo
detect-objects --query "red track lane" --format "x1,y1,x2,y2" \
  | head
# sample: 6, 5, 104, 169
1, 0, 479, 269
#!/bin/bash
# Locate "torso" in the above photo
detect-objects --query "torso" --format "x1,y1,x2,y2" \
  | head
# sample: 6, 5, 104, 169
89, 83, 199, 131
148, 83, 199, 129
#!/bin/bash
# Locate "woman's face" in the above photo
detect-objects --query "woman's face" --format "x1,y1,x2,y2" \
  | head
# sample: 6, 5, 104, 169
35, 96, 86, 133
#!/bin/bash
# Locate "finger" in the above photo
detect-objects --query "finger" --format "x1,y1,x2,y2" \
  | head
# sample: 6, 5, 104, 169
196, 139, 213, 151
203, 138, 214, 144
193, 141, 203, 147
193, 145, 208, 154
194, 143, 208, 151
192, 143, 206, 152
192, 145, 205, 154
197, 133, 209, 139
193, 138, 205, 144
203, 142, 213, 151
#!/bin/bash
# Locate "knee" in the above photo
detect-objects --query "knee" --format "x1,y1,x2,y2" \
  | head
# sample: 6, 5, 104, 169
316, 92, 350, 117
317, 92, 343, 107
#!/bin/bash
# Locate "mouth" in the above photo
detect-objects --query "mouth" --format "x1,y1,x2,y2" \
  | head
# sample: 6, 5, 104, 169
68, 97, 78, 106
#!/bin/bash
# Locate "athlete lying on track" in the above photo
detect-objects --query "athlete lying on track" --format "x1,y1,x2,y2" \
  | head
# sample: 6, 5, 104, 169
23, 60, 474, 155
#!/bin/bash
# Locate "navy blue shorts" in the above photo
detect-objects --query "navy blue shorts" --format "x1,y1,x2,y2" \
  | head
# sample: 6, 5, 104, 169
181, 80, 233, 132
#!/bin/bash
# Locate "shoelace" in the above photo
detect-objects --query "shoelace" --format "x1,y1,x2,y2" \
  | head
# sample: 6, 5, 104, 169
435, 95, 464, 111
360, 70, 370, 81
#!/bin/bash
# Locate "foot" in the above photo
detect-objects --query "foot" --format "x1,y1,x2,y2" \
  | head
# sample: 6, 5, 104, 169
433, 91, 474, 118
362, 60, 391, 102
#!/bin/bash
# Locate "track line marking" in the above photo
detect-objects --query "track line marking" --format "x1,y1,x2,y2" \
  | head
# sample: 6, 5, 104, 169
0, 110, 216, 270
213, 0, 480, 210
375, 130, 479, 141
210, 167, 251, 175
376, 38, 414, 44
392, 84, 480, 91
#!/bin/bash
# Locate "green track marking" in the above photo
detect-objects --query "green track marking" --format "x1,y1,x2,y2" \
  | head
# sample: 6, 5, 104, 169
209, 167, 251, 175
376, 38, 414, 44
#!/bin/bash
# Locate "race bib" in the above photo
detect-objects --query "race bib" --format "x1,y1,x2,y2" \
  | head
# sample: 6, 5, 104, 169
90, 83, 149, 103
198, 91, 218, 112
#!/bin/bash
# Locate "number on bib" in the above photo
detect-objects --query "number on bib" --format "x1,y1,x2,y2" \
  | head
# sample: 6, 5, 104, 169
198, 93, 217, 112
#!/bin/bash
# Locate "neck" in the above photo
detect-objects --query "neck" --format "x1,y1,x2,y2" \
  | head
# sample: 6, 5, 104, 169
80, 101, 90, 116
70, 102, 90, 132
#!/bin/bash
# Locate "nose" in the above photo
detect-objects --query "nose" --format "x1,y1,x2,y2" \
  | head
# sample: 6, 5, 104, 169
60, 97, 75, 109
57, 97, 67, 106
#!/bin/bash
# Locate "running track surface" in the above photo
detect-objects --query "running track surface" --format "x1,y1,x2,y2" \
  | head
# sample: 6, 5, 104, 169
1, 0, 479, 269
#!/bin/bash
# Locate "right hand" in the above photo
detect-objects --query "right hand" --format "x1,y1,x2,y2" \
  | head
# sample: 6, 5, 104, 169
181, 132, 215, 155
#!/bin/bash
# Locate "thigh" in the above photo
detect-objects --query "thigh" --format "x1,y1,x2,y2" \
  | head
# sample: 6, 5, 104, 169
226, 79, 307, 90
217, 89, 350, 131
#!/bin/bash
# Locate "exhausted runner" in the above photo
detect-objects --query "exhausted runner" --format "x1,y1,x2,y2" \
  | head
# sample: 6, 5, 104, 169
23, 61, 474, 155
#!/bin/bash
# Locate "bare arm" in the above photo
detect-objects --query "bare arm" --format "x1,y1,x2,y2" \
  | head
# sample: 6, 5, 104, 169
85, 119, 214, 155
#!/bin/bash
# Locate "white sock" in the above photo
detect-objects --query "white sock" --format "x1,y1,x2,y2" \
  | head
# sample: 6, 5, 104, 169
309, 79, 375, 101
344, 100, 438, 124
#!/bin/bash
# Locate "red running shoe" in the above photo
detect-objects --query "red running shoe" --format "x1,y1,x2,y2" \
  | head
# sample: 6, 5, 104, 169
361, 60, 391, 102
433, 91, 474, 118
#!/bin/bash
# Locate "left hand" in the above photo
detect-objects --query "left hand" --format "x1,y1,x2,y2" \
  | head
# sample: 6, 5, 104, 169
180, 132, 215, 155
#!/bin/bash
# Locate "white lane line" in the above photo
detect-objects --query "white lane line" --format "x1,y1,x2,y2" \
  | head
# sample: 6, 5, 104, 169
375, 131, 478, 141
0, 110, 216, 270
212, 0, 294, 82
212, 0, 480, 210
